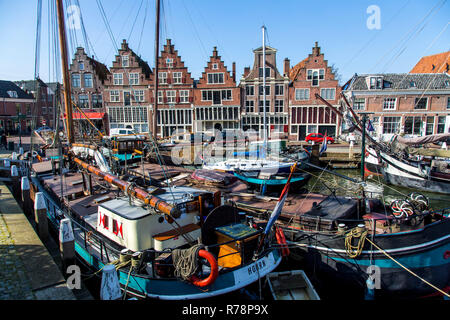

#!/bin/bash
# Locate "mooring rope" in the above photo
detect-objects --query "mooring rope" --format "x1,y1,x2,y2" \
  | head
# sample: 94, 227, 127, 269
365, 237, 450, 298
344, 227, 368, 259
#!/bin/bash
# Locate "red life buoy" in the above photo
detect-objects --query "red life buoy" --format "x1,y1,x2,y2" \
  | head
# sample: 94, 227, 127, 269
190, 249, 219, 287
275, 226, 290, 257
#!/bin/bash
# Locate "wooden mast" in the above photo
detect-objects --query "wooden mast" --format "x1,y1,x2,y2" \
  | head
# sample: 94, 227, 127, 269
56, 0, 74, 144
152, 0, 160, 140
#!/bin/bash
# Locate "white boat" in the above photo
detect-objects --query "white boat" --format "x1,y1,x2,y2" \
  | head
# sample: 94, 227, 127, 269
266, 270, 320, 300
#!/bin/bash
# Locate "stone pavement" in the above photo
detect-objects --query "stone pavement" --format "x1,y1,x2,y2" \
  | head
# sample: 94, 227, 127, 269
0, 181, 76, 300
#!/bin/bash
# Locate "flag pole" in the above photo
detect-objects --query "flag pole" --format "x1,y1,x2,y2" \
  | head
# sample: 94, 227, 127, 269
254, 162, 297, 256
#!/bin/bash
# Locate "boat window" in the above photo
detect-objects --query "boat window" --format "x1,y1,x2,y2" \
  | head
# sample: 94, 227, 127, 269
103, 215, 109, 230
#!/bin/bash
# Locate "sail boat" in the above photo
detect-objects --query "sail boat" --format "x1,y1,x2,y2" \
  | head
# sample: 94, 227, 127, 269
202, 26, 301, 176
26, 0, 284, 300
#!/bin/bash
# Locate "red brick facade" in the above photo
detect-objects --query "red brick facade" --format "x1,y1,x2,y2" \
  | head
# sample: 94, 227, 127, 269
104, 40, 152, 134
193, 47, 240, 133
151, 39, 195, 138
288, 42, 340, 141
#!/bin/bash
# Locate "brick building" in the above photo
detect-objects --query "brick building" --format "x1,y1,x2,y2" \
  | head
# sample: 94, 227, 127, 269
193, 47, 240, 134
240, 45, 290, 139
0, 80, 35, 134
152, 39, 195, 138
104, 40, 152, 134
69, 47, 110, 134
15, 78, 55, 131
288, 42, 340, 141
343, 73, 450, 141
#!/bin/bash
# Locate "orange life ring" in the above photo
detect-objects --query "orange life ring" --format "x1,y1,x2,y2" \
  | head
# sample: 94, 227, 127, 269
190, 249, 219, 287
275, 226, 290, 257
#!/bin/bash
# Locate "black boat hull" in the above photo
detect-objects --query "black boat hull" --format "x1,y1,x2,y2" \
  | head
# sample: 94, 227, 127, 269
291, 218, 450, 299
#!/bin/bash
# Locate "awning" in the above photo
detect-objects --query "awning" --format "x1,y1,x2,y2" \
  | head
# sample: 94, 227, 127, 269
62, 112, 105, 120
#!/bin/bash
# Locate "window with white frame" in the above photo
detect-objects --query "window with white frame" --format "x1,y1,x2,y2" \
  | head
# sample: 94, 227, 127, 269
79, 94, 89, 108
83, 73, 93, 87
245, 100, 255, 113
122, 55, 129, 67
258, 85, 270, 96
353, 98, 365, 110
258, 100, 270, 113
221, 90, 232, 101
207, 73, 224, 84
307, 69, 324, 86
320, 88, 336, 100
158, 91, 163, 104
166, 58, 173, 68
383, 98, 396, 110
133, 90, 144, 102
113, 73, 123, 85
319, 69, 325, 80
275, 84, 284, 96
202, 90, 212, 101
71, 74, 80, 87
173, 72, 182, 84
383, 116, 401, 134
179, 90, 189, 103
79, 62, 84, 70
295, 88, 310, 100
370, 77, 382, 89
275, 99, 284, 113
414, 97, 428, 110
212, 63, 218, 70
437, 116, 446, 134
159, 72, 167, 84
259, 67, 270, 78
110, 90, 120, 102
166, 90, 176, 104
129, 73, 139, 85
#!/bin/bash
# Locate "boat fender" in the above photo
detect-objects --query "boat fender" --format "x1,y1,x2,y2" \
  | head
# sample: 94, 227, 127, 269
275, 226, 290, 257
190, 249, 219, 287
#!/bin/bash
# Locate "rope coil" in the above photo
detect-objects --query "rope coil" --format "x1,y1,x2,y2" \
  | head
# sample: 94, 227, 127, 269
172, 244, 204, 281
344, 226, 368, 259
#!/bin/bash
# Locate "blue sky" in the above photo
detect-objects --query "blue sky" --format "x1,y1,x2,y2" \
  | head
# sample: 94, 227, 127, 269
0, 0, 449, 84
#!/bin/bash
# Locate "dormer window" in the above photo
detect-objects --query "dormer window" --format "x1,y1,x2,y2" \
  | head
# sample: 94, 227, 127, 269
444, 80, 450, 88
7, 91, 18, 98
369, 77, 382, 89
410, 81, 416, 88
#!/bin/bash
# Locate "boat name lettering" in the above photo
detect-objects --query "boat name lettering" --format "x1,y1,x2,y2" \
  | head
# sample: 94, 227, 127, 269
247, 259, 267, 276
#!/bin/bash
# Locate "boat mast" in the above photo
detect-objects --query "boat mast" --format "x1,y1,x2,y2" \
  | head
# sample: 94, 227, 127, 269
152, 0, 160, 140
56, 0, 74, 144
262, 25, 267, 159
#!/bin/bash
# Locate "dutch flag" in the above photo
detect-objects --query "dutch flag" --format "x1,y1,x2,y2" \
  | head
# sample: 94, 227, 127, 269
264, 162, 297, 235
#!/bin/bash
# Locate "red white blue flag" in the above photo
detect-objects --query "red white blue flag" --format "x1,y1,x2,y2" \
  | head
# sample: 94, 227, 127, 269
263, 162, 297, 235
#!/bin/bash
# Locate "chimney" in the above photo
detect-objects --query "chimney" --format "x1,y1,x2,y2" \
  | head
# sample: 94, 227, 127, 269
213, 46, 218, 58
243, 67, 250, 78
284, 58, 290, 77
312, 41, 320, 56
232, 62, 236, 82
